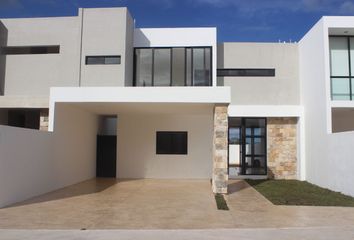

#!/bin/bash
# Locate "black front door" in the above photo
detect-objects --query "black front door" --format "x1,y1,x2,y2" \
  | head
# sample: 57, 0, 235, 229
96, 135, 117, 178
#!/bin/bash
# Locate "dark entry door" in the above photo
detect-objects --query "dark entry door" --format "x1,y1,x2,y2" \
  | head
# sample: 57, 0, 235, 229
96, 135, 117, 178
241, 118, 267, 175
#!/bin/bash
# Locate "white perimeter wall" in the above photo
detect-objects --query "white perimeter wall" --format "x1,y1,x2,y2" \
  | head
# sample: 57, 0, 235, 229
0, 104, 98, 207
300, 17, 354, 196
117, 112, 213, 178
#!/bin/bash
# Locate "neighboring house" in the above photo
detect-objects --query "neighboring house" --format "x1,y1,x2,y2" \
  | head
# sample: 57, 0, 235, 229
0, 7, 353, 207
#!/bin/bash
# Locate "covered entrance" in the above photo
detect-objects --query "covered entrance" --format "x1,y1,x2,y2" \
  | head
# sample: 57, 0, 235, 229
228, 118, 267, 177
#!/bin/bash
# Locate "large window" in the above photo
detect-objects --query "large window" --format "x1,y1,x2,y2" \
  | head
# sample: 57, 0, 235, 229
134, 47, 212, 86
156, 131, 188, 155
329, 36, 354, 100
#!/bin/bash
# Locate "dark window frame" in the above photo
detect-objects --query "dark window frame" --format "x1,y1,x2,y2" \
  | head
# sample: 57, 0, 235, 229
85, 55, 121, 65
133, 46, 212, 87
217, 68, 275, 77
156, 131, 188, 155
329, 35, 353, 100
1, 45, 60, 55
228, 117, 267, 176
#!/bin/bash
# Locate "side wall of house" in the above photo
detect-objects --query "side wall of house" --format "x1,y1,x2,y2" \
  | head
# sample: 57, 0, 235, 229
117, 112, 214, 178
300, 18, 354, 197
0, 105, 98, 207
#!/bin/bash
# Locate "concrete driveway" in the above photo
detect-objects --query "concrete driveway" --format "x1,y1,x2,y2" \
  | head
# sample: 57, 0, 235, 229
0, 179, 354, 229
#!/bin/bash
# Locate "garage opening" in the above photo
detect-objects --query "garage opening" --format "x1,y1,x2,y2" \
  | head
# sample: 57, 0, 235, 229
96, 116, 117, 178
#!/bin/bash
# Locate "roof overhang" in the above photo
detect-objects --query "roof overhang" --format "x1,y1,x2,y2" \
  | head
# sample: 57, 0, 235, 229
49, 86, 231, 131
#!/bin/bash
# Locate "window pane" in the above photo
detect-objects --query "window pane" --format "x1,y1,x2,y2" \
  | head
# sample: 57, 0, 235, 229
332, 78, 350, 100
86, 56, 105, 65
135, 49, 152, 86
104, 56, 121, 64
351, 37, 354, 77
254, 137, 266, 155
246, 157, 266, 175
154, 49, 171, 86
186, 48, 192, 86
193, 48, 205, 86
245, 118, 266, 129
193, 48, 211, 86
204, 48, 211, 84
245, 137, 252, 155
329, 37, 349, 76
172, 48, 185, 86
229, 128, 240, 144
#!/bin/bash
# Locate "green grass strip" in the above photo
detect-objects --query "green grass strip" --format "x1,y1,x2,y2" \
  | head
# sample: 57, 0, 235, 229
215, 193, 229, 210
246, 179, 354, 207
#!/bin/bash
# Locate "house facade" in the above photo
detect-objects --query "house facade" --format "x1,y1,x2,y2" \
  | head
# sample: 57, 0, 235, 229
0, 7, 353, 207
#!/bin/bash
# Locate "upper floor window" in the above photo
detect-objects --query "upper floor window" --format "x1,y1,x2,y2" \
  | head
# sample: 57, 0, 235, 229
134, 47, 212, 86
85, 55, 121, 65
329, 36, 354, 100
217, 68, 275, 77
1, 45, 60, 55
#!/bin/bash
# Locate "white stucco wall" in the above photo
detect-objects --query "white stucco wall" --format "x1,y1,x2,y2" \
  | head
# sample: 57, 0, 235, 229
300, 17, 354, 196
0, 16, 81, 96
134, 27, 217, 86
117, 112, 213, 179
218, 42, 299, 105
80, 8, 131, 86
0, 104, 98, 207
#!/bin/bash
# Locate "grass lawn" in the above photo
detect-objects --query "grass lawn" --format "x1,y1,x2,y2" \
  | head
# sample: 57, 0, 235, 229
246, 179, 354, 207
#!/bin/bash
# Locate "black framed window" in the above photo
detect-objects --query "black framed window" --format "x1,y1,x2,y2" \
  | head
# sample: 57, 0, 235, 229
329, 36, 354, 100
228, 117, 267, 176
85, 56, 121, 65
217, 68, 275, 77
134, 47, 212, 86
156, 131, 188, 155
1, 45, 60, 55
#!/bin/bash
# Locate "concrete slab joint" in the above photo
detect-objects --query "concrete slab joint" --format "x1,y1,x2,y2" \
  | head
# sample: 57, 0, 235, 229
212, 104, 228, 194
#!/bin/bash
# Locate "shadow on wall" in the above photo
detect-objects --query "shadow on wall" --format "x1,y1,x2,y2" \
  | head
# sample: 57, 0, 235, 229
267, 167, 275, 179
134, 28, 151, 47
217, 43, 224, 86
0, 21, 7, 96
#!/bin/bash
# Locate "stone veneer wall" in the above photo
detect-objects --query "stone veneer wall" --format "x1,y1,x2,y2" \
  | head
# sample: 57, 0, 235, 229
267, 117, 297, 179
212, 105, 228, 194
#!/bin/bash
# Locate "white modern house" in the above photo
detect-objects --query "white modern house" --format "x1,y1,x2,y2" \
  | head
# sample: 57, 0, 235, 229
0, 7, 353, 208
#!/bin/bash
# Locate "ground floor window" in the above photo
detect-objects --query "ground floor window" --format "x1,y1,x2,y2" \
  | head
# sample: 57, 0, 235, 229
228, 118, 267, 176
156, 131, 188, 155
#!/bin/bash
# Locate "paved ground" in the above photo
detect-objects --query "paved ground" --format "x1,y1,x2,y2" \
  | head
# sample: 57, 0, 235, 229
0, 178, 354, 230
1, 228, 354, 240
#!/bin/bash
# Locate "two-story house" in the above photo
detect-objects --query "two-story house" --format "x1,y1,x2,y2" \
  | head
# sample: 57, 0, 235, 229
0, 7, 353, 208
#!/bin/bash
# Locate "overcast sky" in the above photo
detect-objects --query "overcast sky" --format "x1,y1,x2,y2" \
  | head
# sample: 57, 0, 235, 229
0, 0, 354, 42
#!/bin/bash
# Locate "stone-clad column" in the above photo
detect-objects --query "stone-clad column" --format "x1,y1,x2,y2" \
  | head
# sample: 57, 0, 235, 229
212, 105, 228, 194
